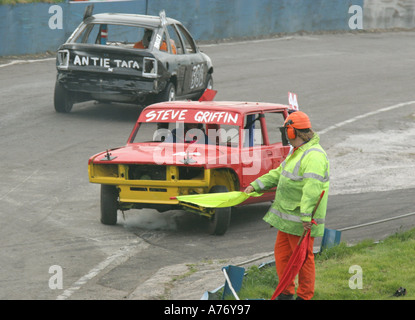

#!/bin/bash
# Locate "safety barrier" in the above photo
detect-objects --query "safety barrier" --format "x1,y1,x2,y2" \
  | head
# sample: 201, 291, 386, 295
6, 0, 415, 56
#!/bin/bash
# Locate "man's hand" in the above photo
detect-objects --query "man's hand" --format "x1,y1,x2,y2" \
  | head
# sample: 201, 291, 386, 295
302, 221, 313, 231
244, 185, 255, 194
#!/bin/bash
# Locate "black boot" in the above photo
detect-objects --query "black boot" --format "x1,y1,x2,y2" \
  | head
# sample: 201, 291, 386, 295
277, 293, 294, 300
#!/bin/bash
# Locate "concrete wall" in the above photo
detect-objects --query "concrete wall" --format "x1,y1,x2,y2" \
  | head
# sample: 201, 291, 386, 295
0, 0, 413, 57
363, 0, 415, 29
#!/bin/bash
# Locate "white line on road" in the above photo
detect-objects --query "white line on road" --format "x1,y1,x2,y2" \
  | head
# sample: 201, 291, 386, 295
56, 239, 146, 300
199, 36, 295, 48
0, 169, 39, 202
317, 101, 415, 135
0, 57, 55, 68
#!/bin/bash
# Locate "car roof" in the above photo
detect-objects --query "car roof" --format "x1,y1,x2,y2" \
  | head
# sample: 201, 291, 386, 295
148, 100, 289, 114
86, 13, 180, 28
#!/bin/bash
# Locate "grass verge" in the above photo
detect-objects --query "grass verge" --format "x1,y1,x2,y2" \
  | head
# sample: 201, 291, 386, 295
229, 228, 415, 300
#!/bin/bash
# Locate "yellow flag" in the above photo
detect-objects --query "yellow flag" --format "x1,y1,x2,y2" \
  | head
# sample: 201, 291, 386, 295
175, 191, 263, 208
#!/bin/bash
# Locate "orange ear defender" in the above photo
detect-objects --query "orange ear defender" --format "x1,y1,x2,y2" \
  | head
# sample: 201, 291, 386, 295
285, 120, 297, 140
283, 111, 312, 140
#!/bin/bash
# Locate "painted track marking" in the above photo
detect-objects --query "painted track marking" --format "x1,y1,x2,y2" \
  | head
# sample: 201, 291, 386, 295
318, 101, 415, 135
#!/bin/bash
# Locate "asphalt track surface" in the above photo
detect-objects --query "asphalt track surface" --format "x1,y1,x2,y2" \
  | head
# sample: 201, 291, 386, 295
0, 31, 414, 300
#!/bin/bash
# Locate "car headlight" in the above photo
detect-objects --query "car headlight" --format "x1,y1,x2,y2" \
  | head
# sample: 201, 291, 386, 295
57, 49, 69, 70
142, 57, 157, 78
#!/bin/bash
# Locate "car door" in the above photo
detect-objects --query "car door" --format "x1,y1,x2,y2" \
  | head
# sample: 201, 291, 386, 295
162, 24, 190, 96
174, 23, 208, 96
158, 25, 188, 96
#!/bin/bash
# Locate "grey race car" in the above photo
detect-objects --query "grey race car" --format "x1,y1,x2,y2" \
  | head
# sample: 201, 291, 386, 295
54, 5, 213, 113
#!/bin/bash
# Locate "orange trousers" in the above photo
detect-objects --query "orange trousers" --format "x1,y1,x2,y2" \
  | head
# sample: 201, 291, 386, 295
274, 231, 315, 300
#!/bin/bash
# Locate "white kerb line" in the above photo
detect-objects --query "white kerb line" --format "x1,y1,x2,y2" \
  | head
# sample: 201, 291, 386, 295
338, 212, 415, 232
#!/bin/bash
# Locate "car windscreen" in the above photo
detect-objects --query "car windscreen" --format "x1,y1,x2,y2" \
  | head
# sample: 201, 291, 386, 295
72, 23, 154, 50
131, 122, 240, 147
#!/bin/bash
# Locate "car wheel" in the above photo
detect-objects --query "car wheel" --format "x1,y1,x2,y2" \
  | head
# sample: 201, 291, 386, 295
158, 81, 176, 102
100, 185, 118, 225
207, 185, 231, 235
54, 82, 73, 113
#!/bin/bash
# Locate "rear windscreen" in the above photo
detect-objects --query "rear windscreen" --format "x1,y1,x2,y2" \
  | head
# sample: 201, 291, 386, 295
72, 23, 154, 50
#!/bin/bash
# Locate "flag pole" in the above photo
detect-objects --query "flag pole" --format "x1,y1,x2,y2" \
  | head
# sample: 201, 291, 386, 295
297, 190, 325, 246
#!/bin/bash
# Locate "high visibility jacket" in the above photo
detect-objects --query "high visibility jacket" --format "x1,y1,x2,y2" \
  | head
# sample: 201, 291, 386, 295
251, 134, 330, 237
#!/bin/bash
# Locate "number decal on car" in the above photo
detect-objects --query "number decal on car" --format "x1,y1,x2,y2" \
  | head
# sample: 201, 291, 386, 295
190, 63, 204, 89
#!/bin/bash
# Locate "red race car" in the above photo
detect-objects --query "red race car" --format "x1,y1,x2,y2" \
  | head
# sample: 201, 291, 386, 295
88, 91, 291, 235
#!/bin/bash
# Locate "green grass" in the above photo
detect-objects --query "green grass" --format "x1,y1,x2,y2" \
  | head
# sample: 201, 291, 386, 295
230, 228, 415, 300
0, 0, 64, 5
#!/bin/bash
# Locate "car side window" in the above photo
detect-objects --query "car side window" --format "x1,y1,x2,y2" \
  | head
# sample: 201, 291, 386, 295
254, 117, 264, 146
243, 114, 264, 147
166, 25, 183, 54
264, 112, 285, 144
74, 24, 98, 44
158, 31, 169, 53
207, 124, 239, 147
175, 24, 197, 54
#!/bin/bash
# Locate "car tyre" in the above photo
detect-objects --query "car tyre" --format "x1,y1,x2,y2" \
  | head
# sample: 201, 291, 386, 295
158, 81, 176, 102
100, 185, 118, 225
207, 185, 231, 235
54, 82, 74, 113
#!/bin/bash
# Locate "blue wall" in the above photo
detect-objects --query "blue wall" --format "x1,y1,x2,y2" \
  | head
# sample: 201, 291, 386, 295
0, 0, 362, 56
